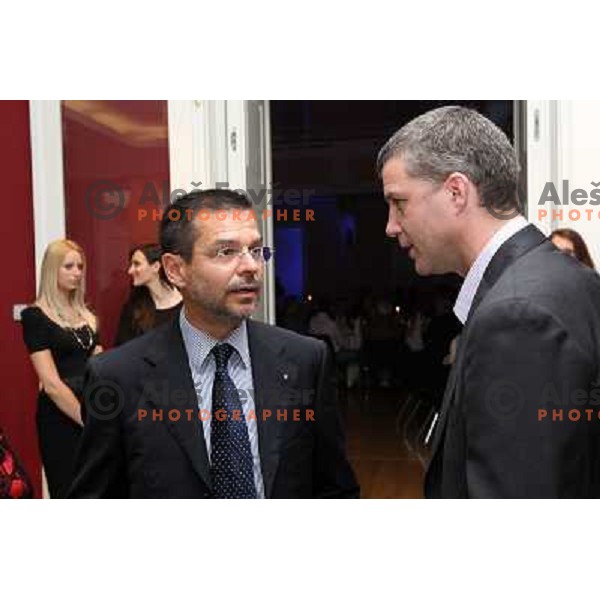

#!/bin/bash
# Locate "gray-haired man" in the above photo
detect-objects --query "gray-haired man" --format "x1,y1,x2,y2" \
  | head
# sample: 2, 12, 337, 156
378, 106, 600, 498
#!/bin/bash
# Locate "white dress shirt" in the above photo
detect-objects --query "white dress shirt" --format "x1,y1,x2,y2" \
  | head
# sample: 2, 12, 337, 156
454, 216, 530, 325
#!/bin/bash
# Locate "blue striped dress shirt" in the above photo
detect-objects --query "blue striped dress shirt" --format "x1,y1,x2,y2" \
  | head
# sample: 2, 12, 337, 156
179, 309, 265, 498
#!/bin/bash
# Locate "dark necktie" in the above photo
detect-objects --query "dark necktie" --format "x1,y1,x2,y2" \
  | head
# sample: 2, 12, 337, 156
210, 343, 257, 498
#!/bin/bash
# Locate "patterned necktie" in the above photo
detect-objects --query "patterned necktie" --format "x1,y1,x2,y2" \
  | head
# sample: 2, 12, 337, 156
210, 343, 257, 498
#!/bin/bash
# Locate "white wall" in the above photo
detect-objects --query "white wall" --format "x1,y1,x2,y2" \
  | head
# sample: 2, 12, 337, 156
527, 100, 600, 269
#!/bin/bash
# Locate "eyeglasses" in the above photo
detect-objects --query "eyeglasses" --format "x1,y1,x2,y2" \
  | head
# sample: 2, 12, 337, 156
208, 245, 275, 264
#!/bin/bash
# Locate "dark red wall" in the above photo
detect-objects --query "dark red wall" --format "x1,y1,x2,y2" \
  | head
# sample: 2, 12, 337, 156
62, 101, 170, 349
0, 101, 41, 497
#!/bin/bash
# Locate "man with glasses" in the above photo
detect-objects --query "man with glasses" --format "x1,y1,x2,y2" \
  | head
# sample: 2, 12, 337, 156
68, 189, 358, 499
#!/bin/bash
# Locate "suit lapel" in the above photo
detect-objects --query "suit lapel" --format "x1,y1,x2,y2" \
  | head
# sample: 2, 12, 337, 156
426, 224, 549, 468
247, 320, 290, 498
143, 319, 212, 491
427, 334, 465, 460
468, 224, 548, 320
140, 318, 302, 497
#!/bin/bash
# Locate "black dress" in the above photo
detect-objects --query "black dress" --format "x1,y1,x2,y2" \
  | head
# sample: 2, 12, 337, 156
20, 306, 100, 499
114, 299, 182, 346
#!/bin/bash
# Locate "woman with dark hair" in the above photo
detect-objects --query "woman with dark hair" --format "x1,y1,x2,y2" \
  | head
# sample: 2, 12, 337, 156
550, 228, 596, 269
114, 243, 182, 346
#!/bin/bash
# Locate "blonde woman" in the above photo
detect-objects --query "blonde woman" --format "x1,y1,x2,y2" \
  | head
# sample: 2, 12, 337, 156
20, 240, 102, 498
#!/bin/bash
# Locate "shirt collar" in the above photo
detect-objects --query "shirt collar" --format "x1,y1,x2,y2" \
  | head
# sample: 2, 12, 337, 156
454, 215, 529, 325
179, 309, 251, 371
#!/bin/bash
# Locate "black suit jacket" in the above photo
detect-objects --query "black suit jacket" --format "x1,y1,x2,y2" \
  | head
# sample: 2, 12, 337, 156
68, 318, 359, 498
425, 224, 600, 498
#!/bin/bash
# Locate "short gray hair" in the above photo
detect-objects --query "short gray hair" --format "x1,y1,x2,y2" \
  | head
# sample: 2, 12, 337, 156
376, 106, 520, 212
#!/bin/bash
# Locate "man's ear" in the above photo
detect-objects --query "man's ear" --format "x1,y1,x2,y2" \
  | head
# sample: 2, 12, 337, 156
162, 253, 186, 289
445, 172, 471, 214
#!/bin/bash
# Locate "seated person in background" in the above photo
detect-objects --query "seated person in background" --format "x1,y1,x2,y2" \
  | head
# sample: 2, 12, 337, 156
550, 228, 595, 269
308, 299, 344, 355
308, 299, 363, 388
114, 243, 183, 346
334, 300, 363, 389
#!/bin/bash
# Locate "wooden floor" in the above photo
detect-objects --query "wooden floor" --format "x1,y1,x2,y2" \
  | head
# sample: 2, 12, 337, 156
341, 388, 426, 499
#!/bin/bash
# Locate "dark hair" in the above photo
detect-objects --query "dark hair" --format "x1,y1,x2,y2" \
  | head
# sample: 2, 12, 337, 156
376, 106, 521, 214
128, 243, 173, 333
160, 189, 253, 262
130, 243, 172, 288
550, 228, 595, 269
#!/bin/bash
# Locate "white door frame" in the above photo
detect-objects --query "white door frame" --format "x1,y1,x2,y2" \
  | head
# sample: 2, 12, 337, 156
29, 100, 66, 287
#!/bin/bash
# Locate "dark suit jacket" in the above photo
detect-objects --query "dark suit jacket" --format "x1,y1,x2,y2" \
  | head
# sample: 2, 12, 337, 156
425, 224, 600, 498
68, 318, 359, 498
